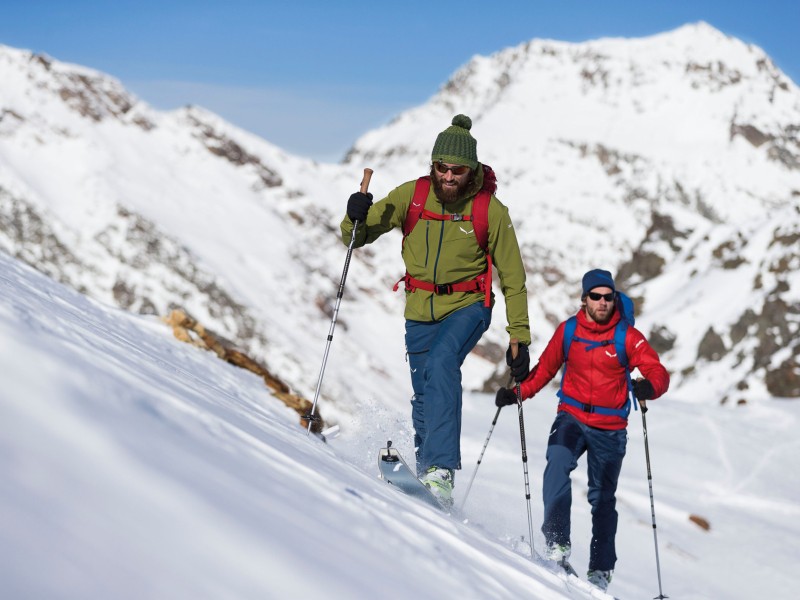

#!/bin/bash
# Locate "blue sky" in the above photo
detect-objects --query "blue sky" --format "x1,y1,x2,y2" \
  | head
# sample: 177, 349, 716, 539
2, 0, 798, 161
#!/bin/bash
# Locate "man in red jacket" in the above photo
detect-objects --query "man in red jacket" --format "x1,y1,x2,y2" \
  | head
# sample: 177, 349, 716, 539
495, 269, 669, 591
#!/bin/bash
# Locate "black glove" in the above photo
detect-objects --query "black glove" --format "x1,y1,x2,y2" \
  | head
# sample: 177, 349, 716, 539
495, 387, 519, 407
632, 378, 655, 401
347, 192, 373, 222
506, 342, 530, 383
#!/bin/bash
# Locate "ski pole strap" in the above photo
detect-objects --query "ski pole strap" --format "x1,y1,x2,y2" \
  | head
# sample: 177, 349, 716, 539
557, 391, 631, 418
624, 369, 640, 413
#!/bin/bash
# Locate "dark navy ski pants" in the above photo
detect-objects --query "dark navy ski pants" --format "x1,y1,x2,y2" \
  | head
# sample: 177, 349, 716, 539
542, 410, 627, 571
405, 302, 492, 475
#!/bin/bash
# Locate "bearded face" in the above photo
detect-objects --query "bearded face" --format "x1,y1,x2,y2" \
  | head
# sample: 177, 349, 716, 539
582, 287, 615, 324
430, 163, 474, 204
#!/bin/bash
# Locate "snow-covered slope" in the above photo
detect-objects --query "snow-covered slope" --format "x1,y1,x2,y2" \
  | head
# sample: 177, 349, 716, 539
3, 251, 800, 599
0, 43, 406, 430
2, 20, 800, 600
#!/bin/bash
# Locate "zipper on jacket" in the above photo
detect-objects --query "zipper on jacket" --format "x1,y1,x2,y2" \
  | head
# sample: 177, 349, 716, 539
425, 220, 434, 320
430, 208, 446, 321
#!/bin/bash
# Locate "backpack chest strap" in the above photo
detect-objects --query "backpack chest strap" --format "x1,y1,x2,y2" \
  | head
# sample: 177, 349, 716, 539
571, 336, 614, 352
418, 209, 474, 222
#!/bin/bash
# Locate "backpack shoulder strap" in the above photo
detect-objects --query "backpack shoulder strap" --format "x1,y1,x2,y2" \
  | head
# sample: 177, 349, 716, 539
614, 320, 639, 412
403, 177, 430, 237
556, 316, 578, 400
472, 190, 491, 253
562, 316, 578, 361
614, 320, 629, 368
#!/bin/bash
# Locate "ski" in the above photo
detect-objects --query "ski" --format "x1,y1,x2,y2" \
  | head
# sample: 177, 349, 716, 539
557, 558, 578, 577
378, 441, 446, 511
543, 558, 620, 599
535, 553, 579, 578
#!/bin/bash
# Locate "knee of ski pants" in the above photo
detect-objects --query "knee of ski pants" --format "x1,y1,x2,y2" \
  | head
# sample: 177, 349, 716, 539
586, 428, 627, 507
543, 445, 578, 498
408, 353, 427, 396
405, 320, 434, 394
543, 413, 583, 496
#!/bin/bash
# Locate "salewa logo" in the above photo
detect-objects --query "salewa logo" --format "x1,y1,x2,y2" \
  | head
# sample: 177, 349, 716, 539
549, 429, 557, 437
459, 226, 474, 235
412, 202, 422, 208
605, 350, 617, 358
635, 339, 645, 349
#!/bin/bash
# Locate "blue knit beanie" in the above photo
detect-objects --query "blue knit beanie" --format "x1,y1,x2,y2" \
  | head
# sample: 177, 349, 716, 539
582, 269, 615, 296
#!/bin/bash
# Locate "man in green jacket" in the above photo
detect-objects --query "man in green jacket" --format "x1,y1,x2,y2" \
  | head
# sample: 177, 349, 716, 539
341, 114, 530, 506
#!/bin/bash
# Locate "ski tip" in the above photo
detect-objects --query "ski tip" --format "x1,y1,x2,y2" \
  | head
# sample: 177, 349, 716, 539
320, 424, 340, 440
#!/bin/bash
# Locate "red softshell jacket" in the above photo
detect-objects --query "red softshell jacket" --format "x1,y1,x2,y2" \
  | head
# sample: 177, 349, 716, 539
520, 309, 670, 430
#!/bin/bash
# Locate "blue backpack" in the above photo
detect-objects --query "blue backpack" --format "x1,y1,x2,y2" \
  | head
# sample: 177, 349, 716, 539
557, 292, 639, 419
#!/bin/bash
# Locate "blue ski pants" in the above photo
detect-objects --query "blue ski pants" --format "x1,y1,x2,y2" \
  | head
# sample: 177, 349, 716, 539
405, 302, 492, 475
541, 410, 627, 571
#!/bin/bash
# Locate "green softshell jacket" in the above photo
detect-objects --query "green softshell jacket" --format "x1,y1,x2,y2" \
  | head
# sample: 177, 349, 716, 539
340, 166, 530, 345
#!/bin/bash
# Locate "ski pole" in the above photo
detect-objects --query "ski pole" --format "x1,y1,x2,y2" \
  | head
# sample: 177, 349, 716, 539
639, 399, 668, 599
306, 168, 373, 435
511, 339, 536, 559
460, 367, 517, 511
458, 404, 502, 511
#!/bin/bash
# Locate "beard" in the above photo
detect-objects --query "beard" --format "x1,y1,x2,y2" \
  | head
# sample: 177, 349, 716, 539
585, 302, 614, 324
430, 165, 474, 204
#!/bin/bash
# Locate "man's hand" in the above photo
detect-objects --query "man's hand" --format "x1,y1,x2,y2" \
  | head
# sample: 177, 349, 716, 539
632, 378, 655, 401
506, 342, 530, 383
347, 192, 373, 222
495, 387, 518, 407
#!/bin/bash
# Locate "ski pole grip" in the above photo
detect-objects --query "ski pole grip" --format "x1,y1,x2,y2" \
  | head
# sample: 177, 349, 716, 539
360, 168, 373, 194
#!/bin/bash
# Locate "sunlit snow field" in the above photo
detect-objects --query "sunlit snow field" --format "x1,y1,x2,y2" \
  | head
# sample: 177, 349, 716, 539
2, 252, 799, 599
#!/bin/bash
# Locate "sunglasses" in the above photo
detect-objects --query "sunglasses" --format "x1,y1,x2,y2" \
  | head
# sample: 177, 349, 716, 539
434, 162, 470, 176
587, 292, 615, 302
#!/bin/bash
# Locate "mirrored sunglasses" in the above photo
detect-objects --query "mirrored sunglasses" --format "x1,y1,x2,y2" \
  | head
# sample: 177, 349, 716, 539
434, 162, 470, 176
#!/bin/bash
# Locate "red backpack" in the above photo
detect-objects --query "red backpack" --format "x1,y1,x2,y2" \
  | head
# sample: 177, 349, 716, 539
393, 165, 497, 307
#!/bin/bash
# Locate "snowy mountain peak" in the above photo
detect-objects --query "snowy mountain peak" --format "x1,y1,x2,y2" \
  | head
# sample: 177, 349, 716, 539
1, 24, 799, 436
347, 22, 798, 173
0, 44, 153, 131
343, 25, 800, 403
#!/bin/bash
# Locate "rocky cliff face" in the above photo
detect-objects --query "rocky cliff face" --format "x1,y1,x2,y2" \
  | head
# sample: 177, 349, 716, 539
1, 23, 799, 414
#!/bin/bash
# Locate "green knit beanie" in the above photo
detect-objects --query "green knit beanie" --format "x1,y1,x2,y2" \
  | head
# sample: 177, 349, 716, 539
431, 114, 478, 170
